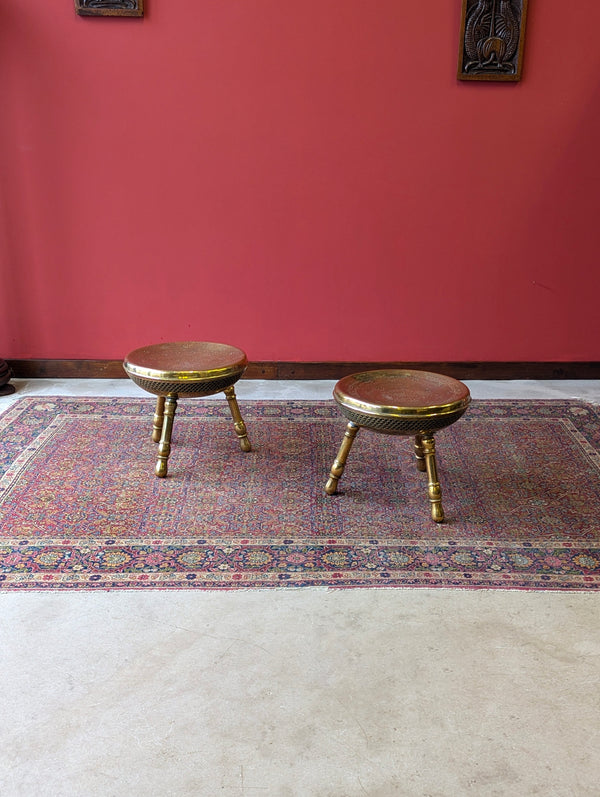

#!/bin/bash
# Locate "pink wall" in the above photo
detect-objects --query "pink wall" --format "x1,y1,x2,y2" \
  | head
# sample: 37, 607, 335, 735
1, 1, 599, 362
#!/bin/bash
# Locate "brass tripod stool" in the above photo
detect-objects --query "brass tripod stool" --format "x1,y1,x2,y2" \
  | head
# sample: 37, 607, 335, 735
123, 341, 251, 478
325, 370, 471, 522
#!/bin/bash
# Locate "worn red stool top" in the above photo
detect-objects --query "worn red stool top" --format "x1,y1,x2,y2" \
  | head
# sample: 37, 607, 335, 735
333, 369, 471, 435
123, 341, 247, 398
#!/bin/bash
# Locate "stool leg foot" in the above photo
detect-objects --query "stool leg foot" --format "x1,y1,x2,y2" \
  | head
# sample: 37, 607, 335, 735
326, 422, 359, 495
421, 434, 444, 522
224, 386, 251, 452
156, 394, 177, 478
414, 434, 427, 472
152, 396, 165, 443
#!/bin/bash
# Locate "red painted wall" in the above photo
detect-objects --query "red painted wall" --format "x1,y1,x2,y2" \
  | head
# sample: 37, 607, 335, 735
1, 1, 599, 361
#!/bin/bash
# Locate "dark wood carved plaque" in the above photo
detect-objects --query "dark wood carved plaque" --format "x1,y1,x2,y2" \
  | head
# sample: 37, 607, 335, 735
458, 0, 528, 81
75, 0, 143, 17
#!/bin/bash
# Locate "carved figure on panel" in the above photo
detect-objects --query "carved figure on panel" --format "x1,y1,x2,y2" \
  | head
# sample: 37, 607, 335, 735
82, 0, 137, 7
458, 0, 528, 81
75, 0, 143, 16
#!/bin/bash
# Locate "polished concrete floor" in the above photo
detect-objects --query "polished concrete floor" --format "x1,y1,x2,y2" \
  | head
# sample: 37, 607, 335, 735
1, 379, 599, 797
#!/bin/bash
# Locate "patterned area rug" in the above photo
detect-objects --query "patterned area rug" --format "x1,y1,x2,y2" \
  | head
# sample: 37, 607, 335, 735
0, 397, 599, 591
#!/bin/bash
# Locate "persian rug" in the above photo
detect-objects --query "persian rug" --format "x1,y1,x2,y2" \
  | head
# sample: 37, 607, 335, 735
0, 397, 599, 591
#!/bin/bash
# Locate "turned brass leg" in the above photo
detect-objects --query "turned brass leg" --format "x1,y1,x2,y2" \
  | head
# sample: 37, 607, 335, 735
325, 422, 360, 495
156, 394, 178, 478
414, 434, 426, 472
224, 385, 251, 452
420, 434, 444, 523
152, 396, 165, 442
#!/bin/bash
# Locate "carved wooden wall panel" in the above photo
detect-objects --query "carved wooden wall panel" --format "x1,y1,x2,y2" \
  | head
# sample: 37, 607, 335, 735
458, 0, 528, 81
75, 0, 144, 17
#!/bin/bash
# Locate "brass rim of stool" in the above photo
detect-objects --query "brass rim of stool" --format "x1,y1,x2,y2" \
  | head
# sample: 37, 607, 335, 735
333, 370, 471, 421
123, 362, 247, 383
123, 367, 247, 387
123, 341, 247, 384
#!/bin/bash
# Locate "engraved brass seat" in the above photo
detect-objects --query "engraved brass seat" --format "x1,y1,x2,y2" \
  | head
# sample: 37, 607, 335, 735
325, 370, 471, 522
123, 341, 251, 478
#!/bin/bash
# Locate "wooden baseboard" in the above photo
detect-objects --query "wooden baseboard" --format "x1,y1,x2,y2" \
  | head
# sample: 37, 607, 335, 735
6, 359, 600, 380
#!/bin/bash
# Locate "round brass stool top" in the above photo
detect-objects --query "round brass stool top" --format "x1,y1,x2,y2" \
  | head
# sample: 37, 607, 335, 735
123, 341, 248, 398
333, 369, 471, 435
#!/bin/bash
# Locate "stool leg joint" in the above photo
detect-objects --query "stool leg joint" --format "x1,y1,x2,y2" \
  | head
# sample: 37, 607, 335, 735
326, 422, 359, 495
152, 396, 165, 443
156, 394, 178, 478
414, 434, 427, 472
420, 434, 444, 523
224, 386, 251, 452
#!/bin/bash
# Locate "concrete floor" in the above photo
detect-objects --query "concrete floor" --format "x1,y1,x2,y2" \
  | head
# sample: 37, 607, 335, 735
1, 379, 599, 797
